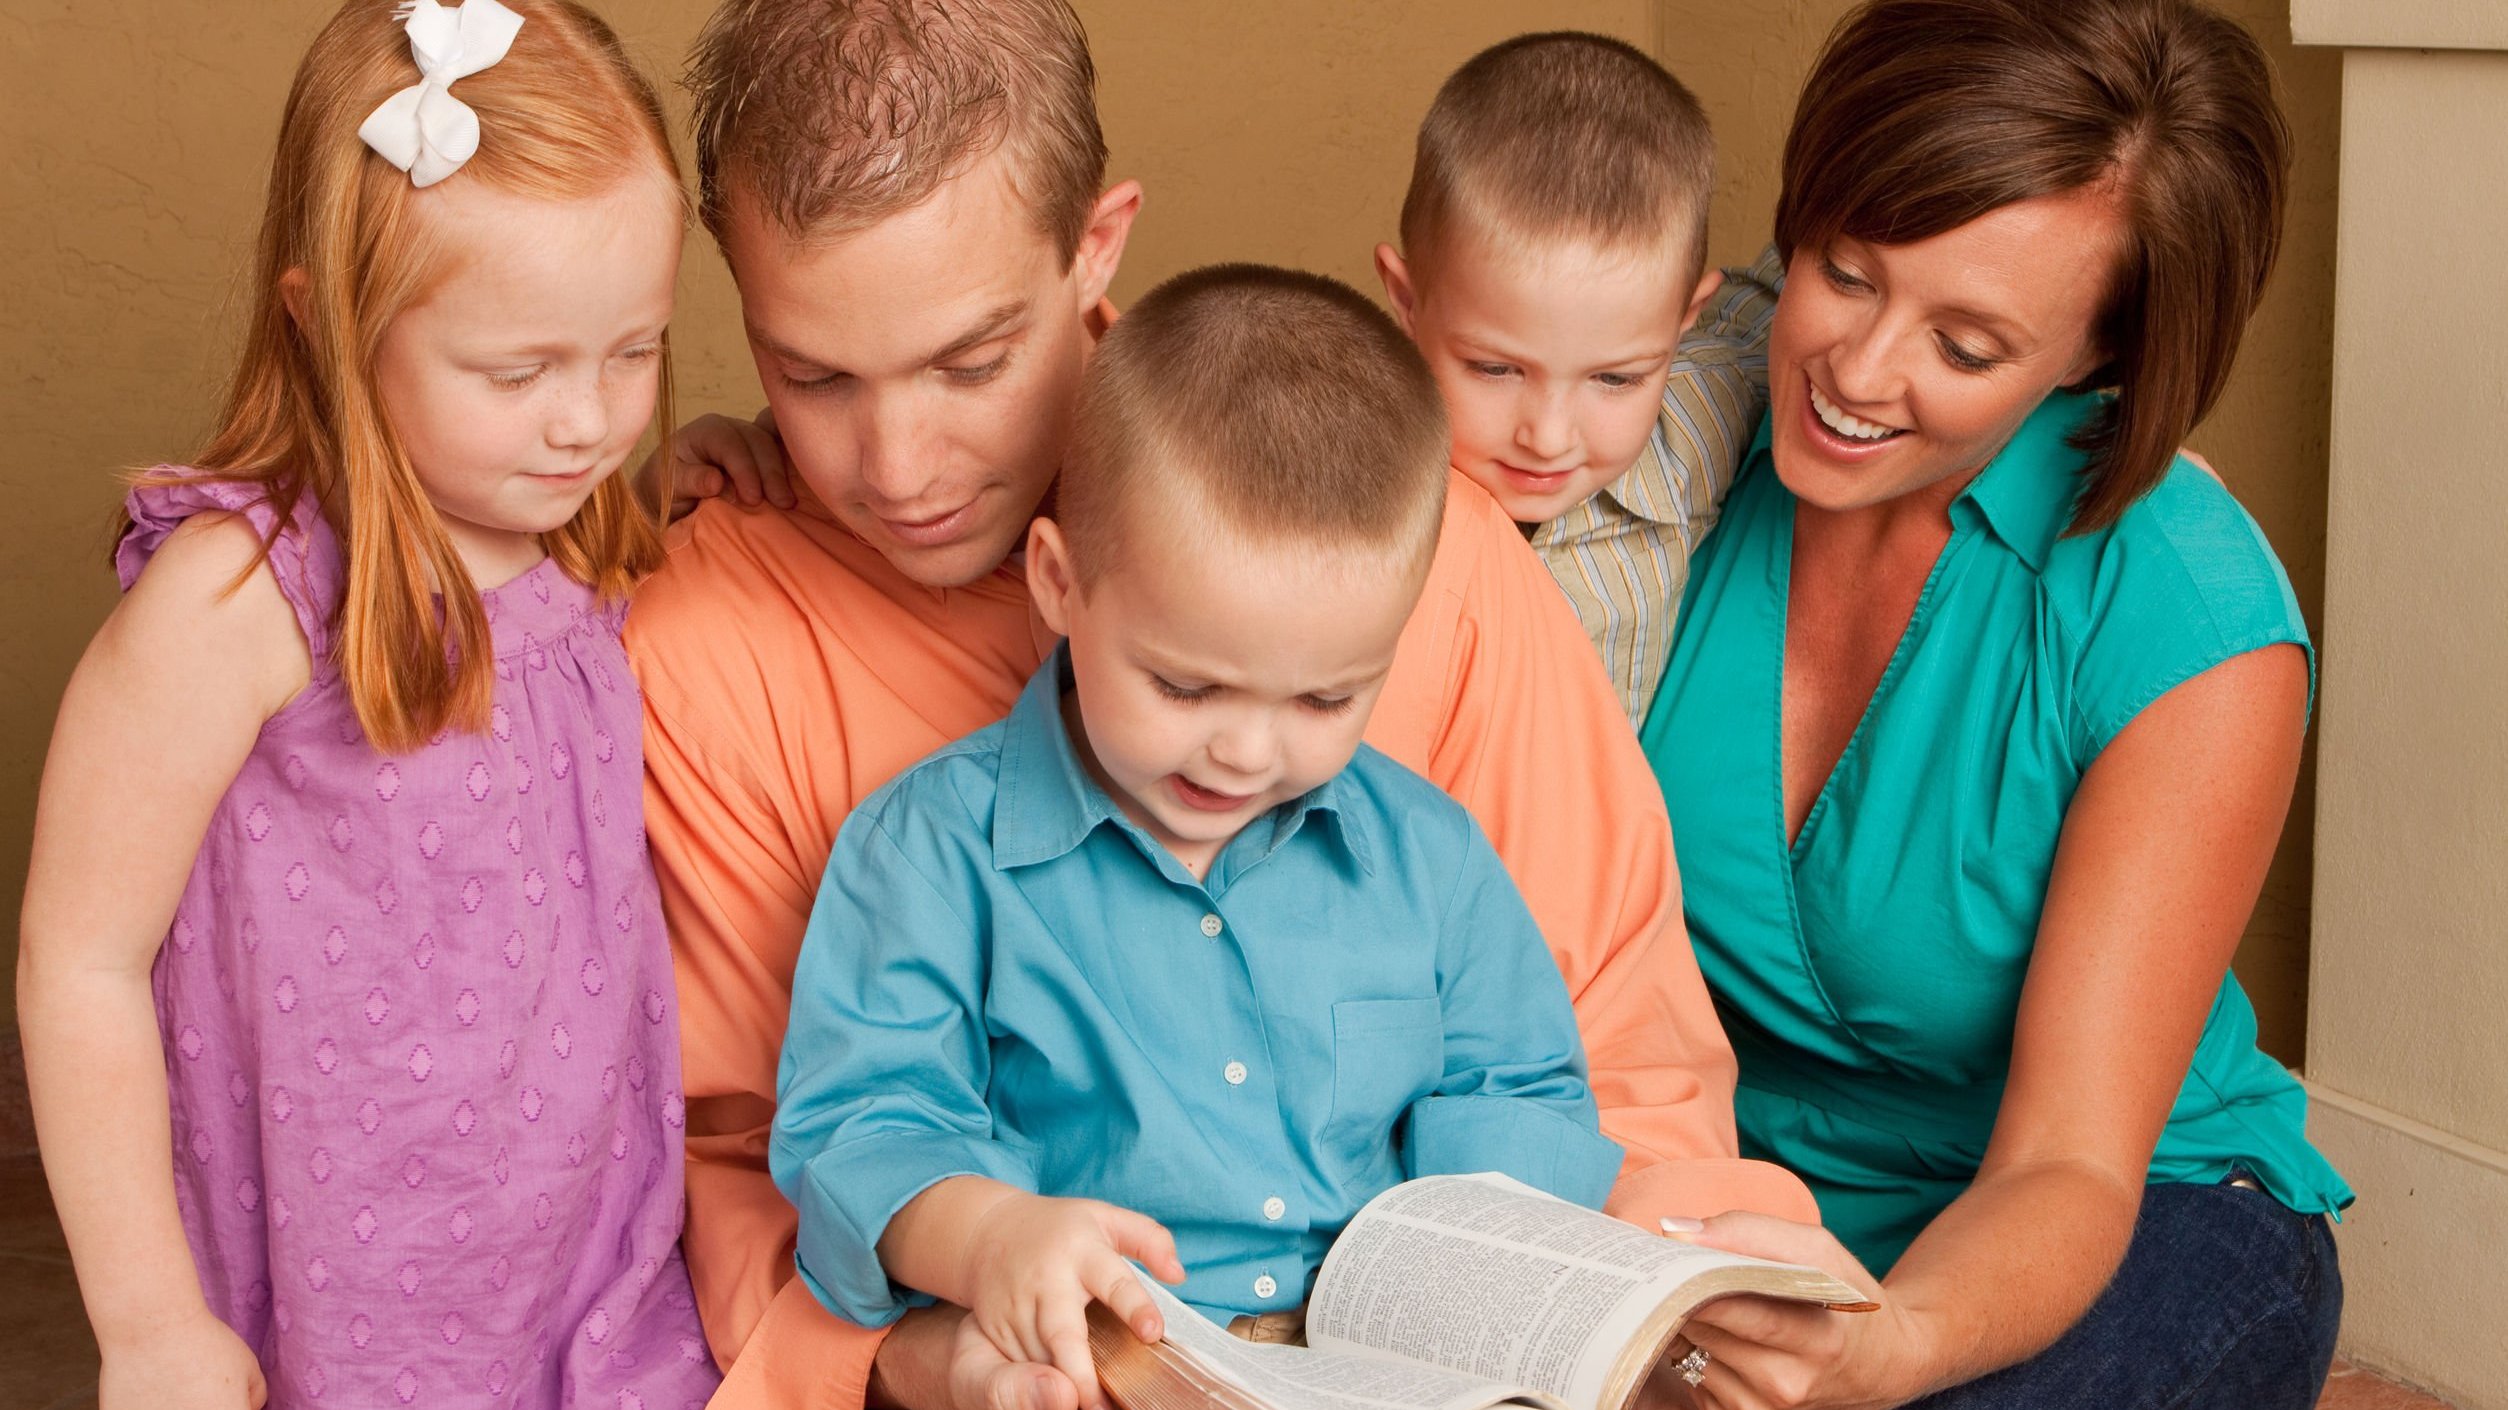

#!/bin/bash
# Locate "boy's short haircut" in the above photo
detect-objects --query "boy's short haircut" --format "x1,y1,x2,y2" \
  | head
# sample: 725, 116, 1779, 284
1399, 32, 1714, 284
685, 0, 1107, 260
1061, 265, 1451, 585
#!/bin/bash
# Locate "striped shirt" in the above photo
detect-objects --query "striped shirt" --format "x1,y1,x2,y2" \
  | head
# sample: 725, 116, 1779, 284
1528, 248, 1784, 721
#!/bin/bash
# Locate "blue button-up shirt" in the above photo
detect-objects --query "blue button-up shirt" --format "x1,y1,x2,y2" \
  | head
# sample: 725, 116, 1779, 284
772, 648, 1623, 1326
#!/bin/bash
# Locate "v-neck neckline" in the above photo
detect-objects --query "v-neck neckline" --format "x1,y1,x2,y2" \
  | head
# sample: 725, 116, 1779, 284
1776, 501, 1963, 863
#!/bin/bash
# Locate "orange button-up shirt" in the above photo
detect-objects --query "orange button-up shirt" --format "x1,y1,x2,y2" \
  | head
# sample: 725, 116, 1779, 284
627, 471, 1815, 1410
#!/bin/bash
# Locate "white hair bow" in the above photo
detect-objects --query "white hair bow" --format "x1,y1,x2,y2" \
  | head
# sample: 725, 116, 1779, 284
357, 0, 527, 188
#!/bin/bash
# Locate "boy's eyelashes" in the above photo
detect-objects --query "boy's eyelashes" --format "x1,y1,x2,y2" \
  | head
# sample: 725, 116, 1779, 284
1461, 360, 1653, 391
1149, 674, 1357, 715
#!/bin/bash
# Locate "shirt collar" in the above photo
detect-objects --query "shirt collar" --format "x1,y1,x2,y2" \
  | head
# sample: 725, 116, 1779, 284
1256, 768, 1372, 878
989, 642, 1372, 878
1595, 430, 1693, 527
1522, 438, 1681, 548
1955, 389, 2103, 573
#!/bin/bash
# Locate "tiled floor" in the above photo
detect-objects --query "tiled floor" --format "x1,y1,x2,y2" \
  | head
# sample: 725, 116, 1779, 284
0, 1154, 2463, 1410
2320, 1359, 2464, 1410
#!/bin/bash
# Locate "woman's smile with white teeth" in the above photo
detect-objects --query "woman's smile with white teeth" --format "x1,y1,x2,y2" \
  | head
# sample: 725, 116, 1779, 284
1810, 382, 1907, 442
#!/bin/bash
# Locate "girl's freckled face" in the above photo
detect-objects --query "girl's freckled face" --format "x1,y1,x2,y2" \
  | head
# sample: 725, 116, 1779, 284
373, 171, 682, 580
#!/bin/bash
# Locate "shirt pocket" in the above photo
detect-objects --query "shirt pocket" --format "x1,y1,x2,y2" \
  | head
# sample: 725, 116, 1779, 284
1323, 998, 1445, 1145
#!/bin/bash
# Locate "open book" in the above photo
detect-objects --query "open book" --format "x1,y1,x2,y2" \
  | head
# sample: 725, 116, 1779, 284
1087, 1173, 1872, 1410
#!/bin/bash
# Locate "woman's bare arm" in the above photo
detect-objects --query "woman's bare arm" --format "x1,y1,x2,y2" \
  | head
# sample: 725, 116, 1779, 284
1673, 641, 2310, 1409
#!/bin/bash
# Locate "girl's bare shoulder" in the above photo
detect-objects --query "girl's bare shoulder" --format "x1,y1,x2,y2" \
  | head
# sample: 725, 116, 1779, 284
110, 510, 312, 709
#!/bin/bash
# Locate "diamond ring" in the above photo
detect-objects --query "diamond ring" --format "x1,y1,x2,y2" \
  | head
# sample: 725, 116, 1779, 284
1674, 1345, 1711, 1387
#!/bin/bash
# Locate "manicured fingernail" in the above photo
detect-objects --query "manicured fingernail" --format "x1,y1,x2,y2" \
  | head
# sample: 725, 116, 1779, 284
1660, 1216, 1704, 1235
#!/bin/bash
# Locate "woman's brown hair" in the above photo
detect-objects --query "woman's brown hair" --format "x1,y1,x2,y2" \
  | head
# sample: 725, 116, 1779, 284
155, 0, 684, 752
1774, 0, 2290, 532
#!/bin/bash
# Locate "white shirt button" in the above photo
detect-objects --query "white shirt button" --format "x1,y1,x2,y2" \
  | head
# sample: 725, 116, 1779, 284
1262, 1196, 1286, 1221
1224, 1060, 1248, 1086
1253, 1274, 1278, 1299
1199, 913, 1223, 938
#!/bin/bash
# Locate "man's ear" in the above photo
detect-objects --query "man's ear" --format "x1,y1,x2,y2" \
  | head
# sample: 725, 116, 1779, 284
1679, 267, 1724, 338
278, 268, 312, 330
1027, 516, 1081, 638
1071, 180, 1143, 315
1374, 243, 1419, 337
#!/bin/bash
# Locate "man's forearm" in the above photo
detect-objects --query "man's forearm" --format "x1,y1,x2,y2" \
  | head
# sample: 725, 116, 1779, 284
870, 1306, 966, 1410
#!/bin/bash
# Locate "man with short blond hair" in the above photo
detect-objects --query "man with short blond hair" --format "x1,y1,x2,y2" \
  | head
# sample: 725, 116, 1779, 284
690, 0, 1109, 262
633, 6, 1815, 1410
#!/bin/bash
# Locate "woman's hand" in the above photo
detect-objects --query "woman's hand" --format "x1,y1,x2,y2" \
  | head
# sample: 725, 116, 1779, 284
1658, 1214, 1929, 1410
98, 1307, 267, 1410
640, 405, 799, 521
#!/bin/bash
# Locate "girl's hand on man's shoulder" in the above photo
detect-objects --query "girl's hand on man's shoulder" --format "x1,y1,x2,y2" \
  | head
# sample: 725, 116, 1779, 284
643, 405, 800, 522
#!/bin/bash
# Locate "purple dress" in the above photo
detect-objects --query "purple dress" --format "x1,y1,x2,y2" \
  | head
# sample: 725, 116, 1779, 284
119, 475, 720, 1409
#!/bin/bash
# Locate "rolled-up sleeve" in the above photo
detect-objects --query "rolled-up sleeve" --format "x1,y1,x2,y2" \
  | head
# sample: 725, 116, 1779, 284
772, 809, 1039, 1327
1402, 825, 1625, 1210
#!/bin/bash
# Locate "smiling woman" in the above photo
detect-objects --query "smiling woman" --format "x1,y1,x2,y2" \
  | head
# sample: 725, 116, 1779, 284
1766, 183, 2125, 517
1635, 2, 2348, 1408
1765, 0, 2285, 534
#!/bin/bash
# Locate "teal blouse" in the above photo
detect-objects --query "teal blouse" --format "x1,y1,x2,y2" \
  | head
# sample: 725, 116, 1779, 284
1640, 391, 2352, 1274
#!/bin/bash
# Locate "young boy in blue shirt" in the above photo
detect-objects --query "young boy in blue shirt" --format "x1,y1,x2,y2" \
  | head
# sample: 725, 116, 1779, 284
770, 265, 1625, 1407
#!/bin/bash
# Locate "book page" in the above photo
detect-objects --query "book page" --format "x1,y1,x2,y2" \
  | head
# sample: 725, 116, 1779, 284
1122, 1271, 1569, 1410
1304, 1175, 1812, 1410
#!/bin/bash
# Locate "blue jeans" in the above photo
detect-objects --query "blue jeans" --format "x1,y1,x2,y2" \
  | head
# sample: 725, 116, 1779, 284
1910, 1176, 2341, 1410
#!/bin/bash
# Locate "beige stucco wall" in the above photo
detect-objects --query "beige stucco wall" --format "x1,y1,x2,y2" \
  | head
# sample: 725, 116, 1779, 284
1, 0, 2333, 1061
2297, 25, 2508, 1404
2312, 41, 2508, 1172
2292, 0, 2508, 50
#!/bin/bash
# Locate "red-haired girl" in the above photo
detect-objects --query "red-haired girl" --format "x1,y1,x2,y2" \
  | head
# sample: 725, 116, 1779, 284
19, 3, 721, 1406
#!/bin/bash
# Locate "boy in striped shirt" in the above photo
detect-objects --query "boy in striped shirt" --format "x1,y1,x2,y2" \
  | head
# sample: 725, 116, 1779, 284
1376, 33, 1773, 722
